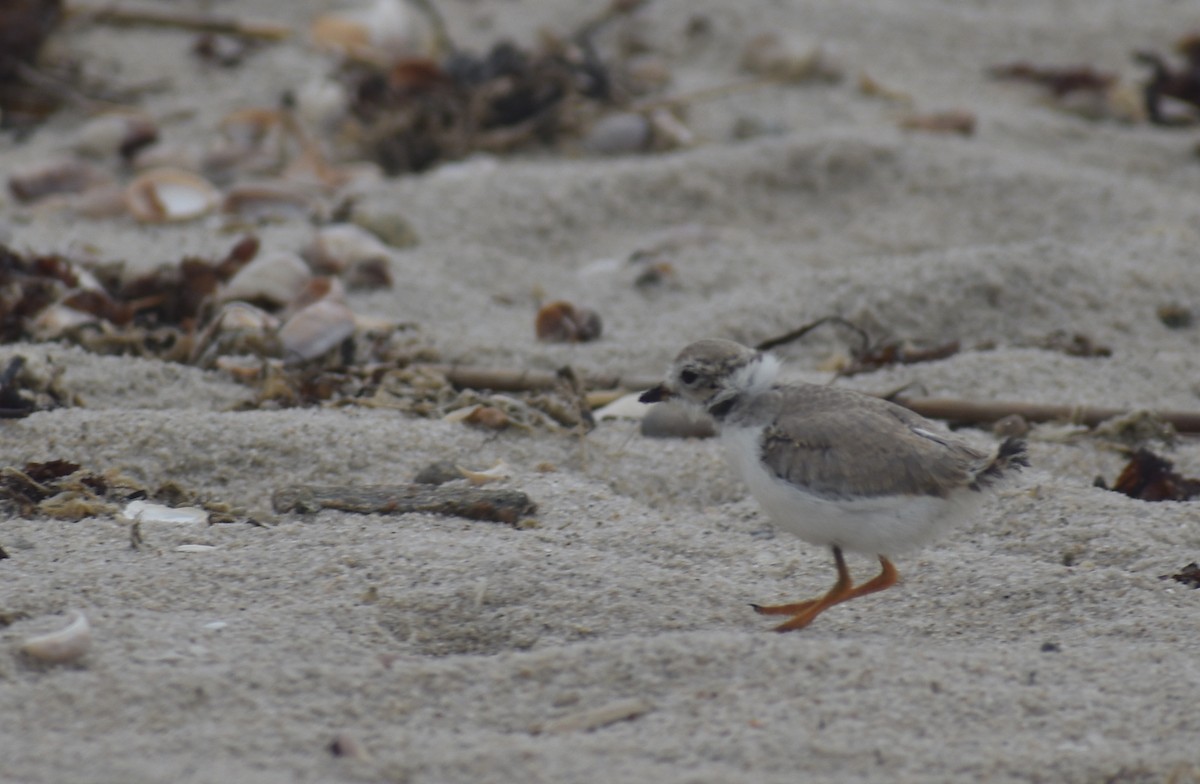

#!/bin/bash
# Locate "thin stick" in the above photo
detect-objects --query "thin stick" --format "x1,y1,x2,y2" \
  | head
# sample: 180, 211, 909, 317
893, 397, 1200, 433
415, 363, 1200, 433
68, 3, 293, 40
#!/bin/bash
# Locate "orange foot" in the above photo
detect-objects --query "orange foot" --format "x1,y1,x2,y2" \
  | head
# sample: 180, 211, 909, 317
752, 547, 898, 632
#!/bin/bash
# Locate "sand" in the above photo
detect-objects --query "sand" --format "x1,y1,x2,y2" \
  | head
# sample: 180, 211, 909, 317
2, 1, 1200, 782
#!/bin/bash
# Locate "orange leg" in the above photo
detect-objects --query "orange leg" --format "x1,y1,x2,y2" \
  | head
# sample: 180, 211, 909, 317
752, 547, 899, 632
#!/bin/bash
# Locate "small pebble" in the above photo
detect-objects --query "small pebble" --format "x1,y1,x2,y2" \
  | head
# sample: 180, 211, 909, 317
1157, 302, 1193, 329
414, 460, 463, 485
992, 414, 1029, 438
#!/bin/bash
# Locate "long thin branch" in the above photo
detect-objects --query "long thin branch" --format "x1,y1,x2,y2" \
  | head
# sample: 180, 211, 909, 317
418, 363, 1200, 433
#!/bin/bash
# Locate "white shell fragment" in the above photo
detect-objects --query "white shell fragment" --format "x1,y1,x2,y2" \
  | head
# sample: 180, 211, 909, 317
20, 610, 92, 664
71, 112, 158, 159
278, 298, 357, 364
307, 223, 394, 273
456, 460, 512, 485
175, 544, 219, 553
310, 0, 436, 63
121, 500, 210, 525
220, 250, 313, 307
741, 33, 844, 83
125, 168, 222, 223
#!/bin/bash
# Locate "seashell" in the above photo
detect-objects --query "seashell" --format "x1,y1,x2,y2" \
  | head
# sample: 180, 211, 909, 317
535, 300, 603, 343
60, 183, 130, 219
284, 276, 347, 319
213, 301, 281, 332
582, 113, 652, 155
20, 610, 92, 664
349, 206, 419, 248
30, 304, 99, 340
443, 405, 510, 430
310, 0, 436, 63
306, 223, 393, 274
648, 108, 695, 150
220, 250, 312, 308
456, 460, 512, 485
741, 33, 844, 83
131, 140, 206, 174
8, 158, 109, 203
223, 180, 321, 221
175, 544, 219, 553
191, 302, 281, 365
71, 111, 159, 160
121, 500, 209, 525
278, 298, 357, 364
125, 168, 222, 222
294, 77, 350, 131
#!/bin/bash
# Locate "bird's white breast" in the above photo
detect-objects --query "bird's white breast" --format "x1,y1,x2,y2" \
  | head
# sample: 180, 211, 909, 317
719, 424, 981, 555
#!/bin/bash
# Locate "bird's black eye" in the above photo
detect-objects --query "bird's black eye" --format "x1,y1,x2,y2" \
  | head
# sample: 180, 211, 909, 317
679, 370, 698, 385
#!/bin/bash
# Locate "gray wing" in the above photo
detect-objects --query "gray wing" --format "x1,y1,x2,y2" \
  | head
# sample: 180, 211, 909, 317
758, 390, 988, 500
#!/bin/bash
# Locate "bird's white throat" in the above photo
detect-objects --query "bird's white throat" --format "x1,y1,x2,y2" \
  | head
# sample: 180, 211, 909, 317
729, 353, 781, 396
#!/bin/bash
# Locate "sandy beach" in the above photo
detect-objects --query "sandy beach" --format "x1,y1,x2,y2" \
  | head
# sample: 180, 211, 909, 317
2, 1, 1200, 782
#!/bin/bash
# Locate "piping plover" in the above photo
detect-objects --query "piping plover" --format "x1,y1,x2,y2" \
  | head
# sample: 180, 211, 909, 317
640, 339, 1028, 632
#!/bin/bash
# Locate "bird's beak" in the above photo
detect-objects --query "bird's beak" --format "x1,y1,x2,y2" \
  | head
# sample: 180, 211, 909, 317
639, 383, 674, 404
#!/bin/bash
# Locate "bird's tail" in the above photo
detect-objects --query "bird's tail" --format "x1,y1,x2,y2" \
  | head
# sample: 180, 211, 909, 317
970, 437, 1029, 490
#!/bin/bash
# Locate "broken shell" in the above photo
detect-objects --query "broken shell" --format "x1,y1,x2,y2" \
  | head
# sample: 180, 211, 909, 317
132, 140, 206, 174
20, 610, 92, 664
175, 544, 219, 553
278, 298, 357, 364
125, 168, 222, 222
285, 276, 347, 318
741, 34, 844, 83
71, 111, 159, 160
294, 77, 351, 131
310, 0, 436, 63
648, 108, 695, 150
535, 301, 603, 343
223, 181, 321, 221
30, 304, 99, 340
349, 206, 419, 248
457, 460, 512, 485
8, 158, 109, 203
306, 223, 394, 274
220, 250, 313, 308
121, 500, 209, 525
444, 405, 510, 430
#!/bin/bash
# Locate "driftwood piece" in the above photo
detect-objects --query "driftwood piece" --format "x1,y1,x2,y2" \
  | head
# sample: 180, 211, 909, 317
272, 483, 537, 524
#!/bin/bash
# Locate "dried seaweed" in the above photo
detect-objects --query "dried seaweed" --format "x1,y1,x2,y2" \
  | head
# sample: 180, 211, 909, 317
989, 63, 1116, 97
1160, 562, 1200, 589
1098, 449, 1200, 501
0, 356, 73, 417
1135, 36, 1200, 125
0, 0, 64, 127
0, 459, 247, 522
341, 2, 659, 174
